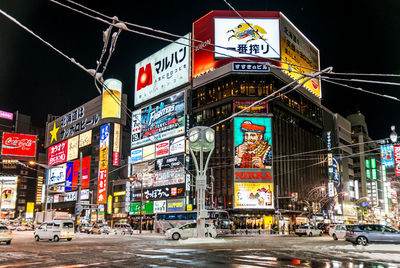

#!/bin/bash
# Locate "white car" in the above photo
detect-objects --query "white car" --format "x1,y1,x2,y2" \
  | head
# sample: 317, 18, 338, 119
295, 225, 322, 237
329, 224, 352, 240
34, 220, 75, 242
165, 222, 217, 240
0, 225, 12, 245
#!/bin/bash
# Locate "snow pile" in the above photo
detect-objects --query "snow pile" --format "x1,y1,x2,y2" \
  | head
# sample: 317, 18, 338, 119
177, 238, 226, 245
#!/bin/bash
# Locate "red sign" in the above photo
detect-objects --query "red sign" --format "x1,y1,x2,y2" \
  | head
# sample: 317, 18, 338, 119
393, 145, 400, 176
48, 140, 68, 166
71, 156, 91, 189
113, 151, 119, 166
156, 141, 169, 158
1, 133, 37, 157
136, 63, 153, 91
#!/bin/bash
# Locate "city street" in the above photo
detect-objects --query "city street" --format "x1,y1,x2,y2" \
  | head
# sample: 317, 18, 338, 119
1, 231, 399, 267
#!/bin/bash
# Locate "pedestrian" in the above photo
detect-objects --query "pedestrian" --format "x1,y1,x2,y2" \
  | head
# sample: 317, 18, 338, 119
282, 223, 285, 234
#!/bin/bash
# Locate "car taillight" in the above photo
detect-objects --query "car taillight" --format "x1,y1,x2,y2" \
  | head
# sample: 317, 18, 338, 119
9, 230, 12, 235
349, 231, 354, 235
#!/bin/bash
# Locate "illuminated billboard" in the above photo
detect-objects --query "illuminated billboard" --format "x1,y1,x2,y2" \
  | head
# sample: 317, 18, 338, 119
393, 145, 400, 176
134, 34, 190, 106
48, 164, 66, 185
381, 144, 395, 168
234, 182, 274, 209
131, 91, 185, 148
1, 133, 37, 158
280, 14, 321, 98
214, 18, 280, 59
97, 124, 110, 203
233, 117, 273, 209
0, 110, 13, 120
0, 176, 17, 210
102, 78, 122, 119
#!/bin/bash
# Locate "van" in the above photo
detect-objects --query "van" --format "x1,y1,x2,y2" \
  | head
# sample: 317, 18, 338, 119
113, 223, 133, 235
34, 220, 75, 242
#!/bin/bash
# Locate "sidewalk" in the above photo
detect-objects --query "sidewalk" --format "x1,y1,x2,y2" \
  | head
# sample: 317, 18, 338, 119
221, 229, 294, 237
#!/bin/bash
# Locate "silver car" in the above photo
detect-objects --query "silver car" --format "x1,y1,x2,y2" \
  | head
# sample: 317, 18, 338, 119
346, 224, 400, 246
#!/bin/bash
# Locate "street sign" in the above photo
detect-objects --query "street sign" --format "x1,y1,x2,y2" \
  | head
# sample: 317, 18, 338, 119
75, 205, 83, 215
196, 177, 206, 189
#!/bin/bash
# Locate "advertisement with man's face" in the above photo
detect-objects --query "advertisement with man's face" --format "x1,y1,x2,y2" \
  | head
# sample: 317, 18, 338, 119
233, 117, 273, 209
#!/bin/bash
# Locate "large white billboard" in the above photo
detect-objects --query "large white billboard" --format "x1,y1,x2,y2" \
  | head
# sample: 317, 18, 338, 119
48, 164, 67, 185
134, 34, 190, 106
214, 18, 280, 59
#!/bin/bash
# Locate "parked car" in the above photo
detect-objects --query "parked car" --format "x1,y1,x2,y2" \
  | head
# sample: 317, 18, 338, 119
295, 225, 323, 237
79, 223, 92, 233
16, 225, 33, 231
34, 220, 75, 242
329, 224, 352, 240
346, 224, 400, 246
0, 225, 12, 245
89, 224, 113, 235
113, 223, 134, 235
165, 222, 217, 240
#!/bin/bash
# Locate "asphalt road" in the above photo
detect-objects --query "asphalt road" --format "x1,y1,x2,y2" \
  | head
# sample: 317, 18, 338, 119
0, 231, 398, 267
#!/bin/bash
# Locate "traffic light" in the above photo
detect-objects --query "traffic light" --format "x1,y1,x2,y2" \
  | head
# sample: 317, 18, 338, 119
291, 192, 298, 202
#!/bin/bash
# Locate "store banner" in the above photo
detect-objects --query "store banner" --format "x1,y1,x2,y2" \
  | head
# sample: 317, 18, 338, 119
234, 182, 273, 209
97, 124, 110, 203
167, 198, 185, 212
394, 145, 400, 176
67, 136, 79, 161
154, 200, 166, 213
48, 164, 67, 185
133, 184, 185, 201
381, 144, 395, 168
113, 123, 121, 166
155, 154, 184, 171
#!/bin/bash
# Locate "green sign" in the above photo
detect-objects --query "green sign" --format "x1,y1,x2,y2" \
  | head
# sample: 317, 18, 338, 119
129, 202, 154, 215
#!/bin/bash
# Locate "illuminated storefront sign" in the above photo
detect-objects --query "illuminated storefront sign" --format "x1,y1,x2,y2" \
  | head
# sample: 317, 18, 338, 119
394, 145, 400, 176
129, 202, 154, 215
155, 154, 184, 171
154, 168, 185, 187
48, 140, 68, 166
131, 91, 185, 148
233, 101, 269, 114
154, 200, 166, 213
102, 78, 122, 119
0, 177, 17, 210
79, 130, 92, 148
232, 62, 271, 72
134, 34, 190, 106
97, 124, 110, 203
330, 156, 340, 183
233, 117, 273, 209
142, 144, 155, 161
1, 133, 37, 158
131, 148, 143, 163
0, 110, 13, 120
167, 198, 185, 212
214, 18, 280, 59
133, 184, 185, 201
48, 164, 66, 185
155, 140, 169, 158
169, 136, 185, 155
67, 136, 79, 161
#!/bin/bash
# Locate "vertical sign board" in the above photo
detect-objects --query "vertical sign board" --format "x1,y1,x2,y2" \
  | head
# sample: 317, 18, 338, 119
113, 123, 121, 166
48, 140, 68, 166
233, 117, 273, 209
381, 144, 395, 168
394, 145, 400, 176
97, 124, 110, 204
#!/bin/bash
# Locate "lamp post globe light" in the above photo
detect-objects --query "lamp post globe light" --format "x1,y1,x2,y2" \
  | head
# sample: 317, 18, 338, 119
188, 126, 215, 238
390, 125, 398, 143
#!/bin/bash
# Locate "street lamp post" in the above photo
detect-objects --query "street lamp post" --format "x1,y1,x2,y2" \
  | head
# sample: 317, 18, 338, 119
129, 176, 143, 234
188, 126, 215, 238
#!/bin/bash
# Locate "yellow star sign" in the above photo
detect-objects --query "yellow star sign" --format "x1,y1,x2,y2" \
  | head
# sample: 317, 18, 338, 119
49, 122, 59, 144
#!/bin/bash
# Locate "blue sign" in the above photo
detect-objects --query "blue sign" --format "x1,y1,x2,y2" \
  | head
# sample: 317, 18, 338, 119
330, 156, 340, 184
381, 144, 394, 168
65, 162, 74, 191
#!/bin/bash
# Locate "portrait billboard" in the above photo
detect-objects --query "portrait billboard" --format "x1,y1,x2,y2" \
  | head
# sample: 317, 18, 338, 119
233, 117, 273, 209
131, 91, 185, 148
1, 133, 37, 158
0, 177, 17, 210
134, 34, 190, 106
214, 18, 280, 59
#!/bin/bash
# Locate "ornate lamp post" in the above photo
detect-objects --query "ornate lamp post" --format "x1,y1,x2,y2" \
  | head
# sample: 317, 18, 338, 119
188, 126, 215, 238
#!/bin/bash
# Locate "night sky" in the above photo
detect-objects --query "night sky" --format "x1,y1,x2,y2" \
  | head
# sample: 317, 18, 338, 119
1, 0, 399, 139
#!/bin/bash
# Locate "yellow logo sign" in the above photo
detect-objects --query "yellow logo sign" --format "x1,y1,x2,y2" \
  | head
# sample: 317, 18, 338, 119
49, 122, 59, 144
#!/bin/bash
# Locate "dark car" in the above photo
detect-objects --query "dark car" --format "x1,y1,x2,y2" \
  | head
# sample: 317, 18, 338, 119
345, 224, 400, 246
